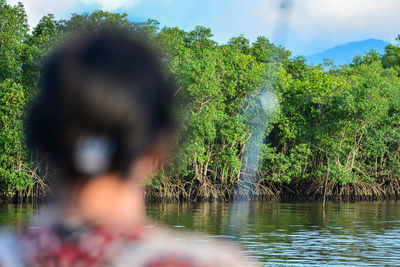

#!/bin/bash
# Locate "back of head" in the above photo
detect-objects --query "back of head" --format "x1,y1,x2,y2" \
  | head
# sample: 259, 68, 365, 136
27, 29, 174, 182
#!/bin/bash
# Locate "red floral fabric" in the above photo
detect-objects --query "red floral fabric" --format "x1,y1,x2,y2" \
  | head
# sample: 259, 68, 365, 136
18, 224, 143, 266
3, 223, 252, 267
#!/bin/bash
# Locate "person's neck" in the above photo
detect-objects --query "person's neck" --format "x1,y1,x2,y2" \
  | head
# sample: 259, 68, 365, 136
61, 174, 146, 226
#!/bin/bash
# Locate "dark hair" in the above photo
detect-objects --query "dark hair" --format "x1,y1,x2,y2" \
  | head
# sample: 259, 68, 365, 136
27, 30, 174, 181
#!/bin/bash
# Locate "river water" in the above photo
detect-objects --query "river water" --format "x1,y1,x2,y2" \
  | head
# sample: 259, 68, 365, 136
1, 201, 400, 266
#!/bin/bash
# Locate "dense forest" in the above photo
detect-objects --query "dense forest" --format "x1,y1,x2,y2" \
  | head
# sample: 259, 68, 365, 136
1, 0, 400, 202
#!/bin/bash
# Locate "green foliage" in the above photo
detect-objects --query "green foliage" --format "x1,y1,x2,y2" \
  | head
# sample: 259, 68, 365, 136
64, 10, 134, 32
381, 35, 400, 76
0, 1, 32, 195
0, 79, 32, 193
159, 27, 268, 187
22, 14, 63, 92
262, 143, 311, 183
351, 50, 381, 66
0, 0, 29, 82
269, 57, 400, 185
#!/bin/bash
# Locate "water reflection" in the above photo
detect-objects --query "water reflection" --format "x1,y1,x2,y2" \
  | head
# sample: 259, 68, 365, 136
147, 201, 400, 266
0, 203, 38, 227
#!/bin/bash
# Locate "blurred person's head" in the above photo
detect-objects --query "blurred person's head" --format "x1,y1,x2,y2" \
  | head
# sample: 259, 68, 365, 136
26, 29, 175, 222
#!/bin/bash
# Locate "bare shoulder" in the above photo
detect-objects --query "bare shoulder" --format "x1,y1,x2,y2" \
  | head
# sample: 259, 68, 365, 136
113, 224, 260, 267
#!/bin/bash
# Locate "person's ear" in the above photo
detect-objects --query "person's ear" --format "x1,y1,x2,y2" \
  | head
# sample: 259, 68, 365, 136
127, 135, 170, 184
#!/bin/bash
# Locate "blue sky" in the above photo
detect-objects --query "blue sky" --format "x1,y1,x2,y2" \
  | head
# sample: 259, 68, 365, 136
8, 0, 400, 56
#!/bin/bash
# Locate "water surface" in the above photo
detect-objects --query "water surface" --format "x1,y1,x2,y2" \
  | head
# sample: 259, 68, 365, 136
146, 201, 400, 266
1, 201, 400, 266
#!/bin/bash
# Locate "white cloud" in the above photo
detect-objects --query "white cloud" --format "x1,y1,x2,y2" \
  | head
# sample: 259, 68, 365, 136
80, 0, 141, 11
7, 0, 142, 28
283, 0, 400, 54
8, 0, 77, 28
227, 0, 400, 55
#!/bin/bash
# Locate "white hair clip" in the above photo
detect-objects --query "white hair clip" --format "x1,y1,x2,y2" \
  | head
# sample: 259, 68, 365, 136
73, 134, 116, 176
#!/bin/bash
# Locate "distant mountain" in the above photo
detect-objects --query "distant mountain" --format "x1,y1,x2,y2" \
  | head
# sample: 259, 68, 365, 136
305, 39, 390, 66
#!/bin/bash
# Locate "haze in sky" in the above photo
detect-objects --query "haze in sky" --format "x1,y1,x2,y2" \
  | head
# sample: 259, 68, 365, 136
8, 0, 400, 56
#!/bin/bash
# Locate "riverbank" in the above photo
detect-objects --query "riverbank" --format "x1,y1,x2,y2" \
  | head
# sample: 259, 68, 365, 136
147, 177, 400, 202
1, 176, 400, 204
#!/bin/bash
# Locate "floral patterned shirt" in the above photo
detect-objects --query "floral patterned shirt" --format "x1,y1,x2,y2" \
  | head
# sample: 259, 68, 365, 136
0, 221, 256, 267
